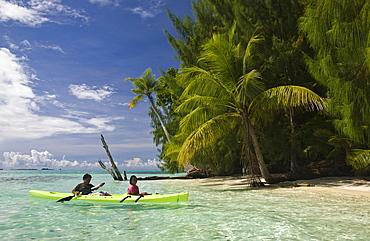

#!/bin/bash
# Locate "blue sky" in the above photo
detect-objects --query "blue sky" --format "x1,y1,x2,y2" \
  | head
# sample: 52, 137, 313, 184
0, 0, 193, 170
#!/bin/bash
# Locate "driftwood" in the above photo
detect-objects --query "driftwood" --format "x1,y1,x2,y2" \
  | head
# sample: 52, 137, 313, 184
98, 159, 116, 178
99, 134, 125, 181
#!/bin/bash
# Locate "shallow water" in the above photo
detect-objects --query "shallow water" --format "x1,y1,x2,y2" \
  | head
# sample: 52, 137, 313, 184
1, 170, 369, 240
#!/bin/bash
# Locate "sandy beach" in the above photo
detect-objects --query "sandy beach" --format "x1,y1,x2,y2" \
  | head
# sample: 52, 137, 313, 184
283, 176, 370, 198
194, 176, 370, 198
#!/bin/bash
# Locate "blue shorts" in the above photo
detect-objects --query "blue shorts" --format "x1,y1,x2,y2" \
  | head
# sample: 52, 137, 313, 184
90, 191, 107, 196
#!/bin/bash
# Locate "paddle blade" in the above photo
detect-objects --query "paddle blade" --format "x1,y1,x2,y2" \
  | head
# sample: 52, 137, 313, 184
135, 195, 144, 202
119, 196, 131, 203
56, 195, 74, 203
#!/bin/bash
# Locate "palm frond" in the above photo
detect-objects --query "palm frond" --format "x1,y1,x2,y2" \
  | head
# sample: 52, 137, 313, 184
243, 35, 264, 74
180, 67, 235, 100
180, 106, 212, 134
237, 69, 265, 104
249, 85, 327, 124
177, 94, 236, 134
128, 99, 138, 109
200, 33, 243, 84
177, 112, 240, 165
163, 132, 188, 161
176, 94, 232, 114
347, 149, 370, 174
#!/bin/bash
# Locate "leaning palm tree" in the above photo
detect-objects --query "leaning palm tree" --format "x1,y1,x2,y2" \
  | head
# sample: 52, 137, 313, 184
125, 68, 171, 142
172, 33, 326, 184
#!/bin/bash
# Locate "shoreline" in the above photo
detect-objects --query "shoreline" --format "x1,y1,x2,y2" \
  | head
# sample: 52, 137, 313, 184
279, 176, 370, 198
190, 175, 370, 198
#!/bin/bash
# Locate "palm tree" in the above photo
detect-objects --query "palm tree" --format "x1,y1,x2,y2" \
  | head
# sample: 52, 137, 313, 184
125, 68, 171, 142
172, 33, 326, 184
165, 0, 324, 175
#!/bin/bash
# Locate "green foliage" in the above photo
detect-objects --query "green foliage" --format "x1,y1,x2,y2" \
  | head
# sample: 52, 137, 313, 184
165, 26, 326, 182
150, 69, 184, 172
300, 0, 370, 145
156, 148, 183, 174
191, 128, 243, 175
139, 0, 370, 176
164, 0, 224, 67
299, 0, 370, 172
347, 150, 370, 175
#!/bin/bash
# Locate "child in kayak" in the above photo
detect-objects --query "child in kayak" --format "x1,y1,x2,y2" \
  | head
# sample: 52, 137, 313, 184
72, 173, 111, 196
127, 175, 148, 195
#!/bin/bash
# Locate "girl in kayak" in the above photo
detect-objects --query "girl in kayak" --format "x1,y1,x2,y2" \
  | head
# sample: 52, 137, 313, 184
128, 175, 148, 195
72, 173, 111, 196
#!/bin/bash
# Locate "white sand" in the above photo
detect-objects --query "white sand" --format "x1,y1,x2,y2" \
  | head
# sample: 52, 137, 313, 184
195, 176, 370, 197
283, 176, 370, 197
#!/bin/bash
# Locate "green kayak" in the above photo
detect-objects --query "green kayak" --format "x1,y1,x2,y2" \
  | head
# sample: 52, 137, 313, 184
29, 190, 189, 203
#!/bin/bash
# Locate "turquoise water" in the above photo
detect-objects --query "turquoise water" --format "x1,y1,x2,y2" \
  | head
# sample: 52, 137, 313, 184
1, 170, 370, 240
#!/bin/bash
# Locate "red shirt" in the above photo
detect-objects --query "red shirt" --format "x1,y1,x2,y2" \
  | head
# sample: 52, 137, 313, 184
128, 184, 139, 194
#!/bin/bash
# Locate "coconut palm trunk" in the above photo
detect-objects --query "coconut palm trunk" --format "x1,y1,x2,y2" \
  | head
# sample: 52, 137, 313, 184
289, 108, 300, 173
126, 68, 172, 143
147, 94, 171, 142
245, 116, 278, 184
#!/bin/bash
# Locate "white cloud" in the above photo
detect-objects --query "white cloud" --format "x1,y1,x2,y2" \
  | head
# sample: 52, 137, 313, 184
0, 47, 117, 141
81, 117, 124, 132
117, 102, 129, 106
123, 157, 160, 169
35, 43, 65, 53
127, 0, 166, 19
28, 0, 89, 22
0, 0, 88, 26
8, 42, 19, 50
129, 7, 154, 18
0, 150, 160, 170
69, 84, 114, 102
4, 35, 65, 53
89, 0, 121, 7
89, 0, 111, 6
19, 39, 33, 51
20, 40, 31, 47
1, 150, 91, 169
0, 0, 48, 26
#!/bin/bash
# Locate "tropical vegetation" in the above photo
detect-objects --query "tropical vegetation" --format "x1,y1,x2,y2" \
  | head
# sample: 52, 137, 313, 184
125, 0, 370, 182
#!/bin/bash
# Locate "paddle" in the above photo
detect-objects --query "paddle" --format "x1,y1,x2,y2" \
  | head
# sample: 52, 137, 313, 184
135, 194, 144, 202
56, 194, 76, 203
119, 195, 131, 203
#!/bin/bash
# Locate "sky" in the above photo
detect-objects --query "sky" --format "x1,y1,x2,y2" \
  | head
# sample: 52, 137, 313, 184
0, 0, 193, 170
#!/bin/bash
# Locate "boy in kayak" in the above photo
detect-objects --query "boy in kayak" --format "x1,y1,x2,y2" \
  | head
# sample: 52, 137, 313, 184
72, 173, 111, 196
128, 175, 148, 195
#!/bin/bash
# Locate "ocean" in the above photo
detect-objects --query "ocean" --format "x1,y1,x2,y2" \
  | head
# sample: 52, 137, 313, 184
1, 169, 369, 240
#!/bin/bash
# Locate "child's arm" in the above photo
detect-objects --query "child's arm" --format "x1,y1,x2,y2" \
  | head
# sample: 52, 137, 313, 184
92, 182, 105, 191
